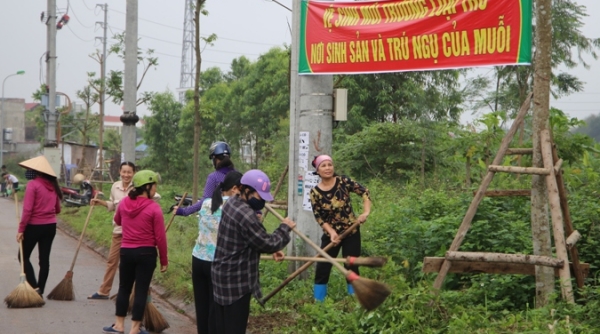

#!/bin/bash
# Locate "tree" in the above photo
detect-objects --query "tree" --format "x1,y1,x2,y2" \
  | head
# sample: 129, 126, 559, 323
530, 0, 554, 307
142, 91, 183, 176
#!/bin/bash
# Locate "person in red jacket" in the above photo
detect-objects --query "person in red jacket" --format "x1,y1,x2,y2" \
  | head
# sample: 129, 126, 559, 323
16, 155, 63, 297
103, 170, 168, 334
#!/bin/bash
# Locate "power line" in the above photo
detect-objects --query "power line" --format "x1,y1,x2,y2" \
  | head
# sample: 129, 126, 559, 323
108, 25, 262, 56
68, 0, 94, 28
153, 51, 232, 66
81, 0, 94, 11
65, 24, 94, 42
107, 7, 282, 47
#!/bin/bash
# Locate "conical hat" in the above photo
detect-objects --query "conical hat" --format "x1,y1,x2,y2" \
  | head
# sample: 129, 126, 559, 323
18, 155, 57, 177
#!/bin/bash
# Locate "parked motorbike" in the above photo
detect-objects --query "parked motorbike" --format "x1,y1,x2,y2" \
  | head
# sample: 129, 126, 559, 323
61, 180, 103, 207
168, 194, 194, 213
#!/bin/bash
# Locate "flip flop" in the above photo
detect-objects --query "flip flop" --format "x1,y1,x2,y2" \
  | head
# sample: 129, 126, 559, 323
88, 292, 109, 300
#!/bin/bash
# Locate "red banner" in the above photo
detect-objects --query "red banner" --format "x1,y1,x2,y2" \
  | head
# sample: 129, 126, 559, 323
299, 0, 532, 74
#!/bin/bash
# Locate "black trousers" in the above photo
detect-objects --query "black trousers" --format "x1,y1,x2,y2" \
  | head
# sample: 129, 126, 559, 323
115, 247, 157, 321
211, 293, 252, 334
19, 223, 56, 294
314, 229, 361, 284
192, 256, 214, 334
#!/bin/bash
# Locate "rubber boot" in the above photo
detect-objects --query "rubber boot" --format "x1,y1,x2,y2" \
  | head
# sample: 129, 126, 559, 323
347, 284, 354, 296
314, 284, 327, 302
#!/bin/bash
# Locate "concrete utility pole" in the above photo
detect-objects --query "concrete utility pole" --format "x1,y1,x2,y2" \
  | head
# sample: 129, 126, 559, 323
121, 0, 139, 162
531, 0, 554, 307
287, 0, 334, 271
96, 3, 108, 178
45, 0, 58, 146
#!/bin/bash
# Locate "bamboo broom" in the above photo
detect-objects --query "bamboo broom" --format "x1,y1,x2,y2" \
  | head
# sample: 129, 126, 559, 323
265, 204, 391, 311
260, 220, 362, 305
141, 192, 187, 332
260, 255, 388, 268
4, 192, 46, 308
47, 195, 98, 300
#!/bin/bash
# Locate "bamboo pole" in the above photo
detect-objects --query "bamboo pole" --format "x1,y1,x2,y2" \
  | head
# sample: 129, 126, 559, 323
488, 165, 550, 175
445, 251, 563, 268
475, 190, 531, 197
566, 231, 581, 250
540, 129, 574, 303
551, 144, 585, 289
433, 93, 533, 290
505, 148, 533, 155
553, 158, 563, 174
263, 165, 288, 220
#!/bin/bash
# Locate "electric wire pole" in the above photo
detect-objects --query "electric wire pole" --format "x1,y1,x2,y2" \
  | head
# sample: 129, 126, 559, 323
287, 0, 334, 269
95, 3, 108, 181
121, 0, 139, 162
45, 0, 58, 146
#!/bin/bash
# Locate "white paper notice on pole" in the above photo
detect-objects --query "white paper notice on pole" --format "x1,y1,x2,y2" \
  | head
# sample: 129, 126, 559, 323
299, 131, 309, 172
302, 172, 320, 211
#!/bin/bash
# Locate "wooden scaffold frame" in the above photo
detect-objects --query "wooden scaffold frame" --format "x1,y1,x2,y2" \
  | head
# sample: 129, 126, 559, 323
423, 94, 587, 303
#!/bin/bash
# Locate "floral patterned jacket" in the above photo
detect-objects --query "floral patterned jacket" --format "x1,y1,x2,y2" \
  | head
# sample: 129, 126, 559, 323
309, 175, 371, 236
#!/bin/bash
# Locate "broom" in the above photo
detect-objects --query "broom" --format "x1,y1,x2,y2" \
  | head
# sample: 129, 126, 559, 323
141, 192, 187, 332
260, 255, 388, 268
4, 192, 46, 308
47, 195, 98, 300
265, 204, 391, 311
260, 220, 362, 305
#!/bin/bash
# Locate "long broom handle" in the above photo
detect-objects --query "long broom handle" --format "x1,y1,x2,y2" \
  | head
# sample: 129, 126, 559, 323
260, 255, 350, 264
265, 204, 349, 275
68, 194, 98, 271
165, 192, 188, 233
14, 192, 26, 276
261, 216, 361, 304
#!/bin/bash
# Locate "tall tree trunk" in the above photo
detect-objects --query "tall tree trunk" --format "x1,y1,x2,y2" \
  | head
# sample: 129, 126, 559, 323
531, 0, 554, 307
192, 0, 205, 202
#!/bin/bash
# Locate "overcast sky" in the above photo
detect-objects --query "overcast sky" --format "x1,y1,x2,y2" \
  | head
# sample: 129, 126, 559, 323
1, 0, 598, 124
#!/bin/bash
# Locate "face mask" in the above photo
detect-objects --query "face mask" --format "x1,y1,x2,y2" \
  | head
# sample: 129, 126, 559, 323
247, 197, 266, 211
25, 169, 36, 180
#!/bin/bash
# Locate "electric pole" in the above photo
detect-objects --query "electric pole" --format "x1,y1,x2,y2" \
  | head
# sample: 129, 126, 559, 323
45, 0, 58, 146
95, 3, 108, 179
287, 0, 334, 271
121, 0, 139, 162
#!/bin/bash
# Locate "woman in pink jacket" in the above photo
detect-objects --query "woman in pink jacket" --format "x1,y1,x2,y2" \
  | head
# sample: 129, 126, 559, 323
103, 170, 168, 334
16, 156, 62, 297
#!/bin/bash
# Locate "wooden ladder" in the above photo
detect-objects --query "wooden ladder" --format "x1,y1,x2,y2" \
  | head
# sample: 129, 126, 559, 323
425, 93, 585, 303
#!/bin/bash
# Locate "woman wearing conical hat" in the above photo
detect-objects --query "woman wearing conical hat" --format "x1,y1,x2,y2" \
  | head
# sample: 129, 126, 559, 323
16, 155, 63, 297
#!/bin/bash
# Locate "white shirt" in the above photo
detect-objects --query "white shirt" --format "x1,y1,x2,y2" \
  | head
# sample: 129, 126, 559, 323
6, 174, 18, 183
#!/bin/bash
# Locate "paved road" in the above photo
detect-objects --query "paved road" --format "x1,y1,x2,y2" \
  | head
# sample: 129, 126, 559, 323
0, 197, 196, 334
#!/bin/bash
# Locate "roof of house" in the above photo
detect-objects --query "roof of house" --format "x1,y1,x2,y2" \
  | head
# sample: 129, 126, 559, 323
25, 103, 40, 111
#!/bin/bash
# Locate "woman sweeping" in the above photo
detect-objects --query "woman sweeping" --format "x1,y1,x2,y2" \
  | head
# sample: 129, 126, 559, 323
88, 161, 136, 300
211, 169, 296, 334
309, 155, 371, 302
189, 170, 243, 334
102, 170, 168, 334
16, 155, 62, 297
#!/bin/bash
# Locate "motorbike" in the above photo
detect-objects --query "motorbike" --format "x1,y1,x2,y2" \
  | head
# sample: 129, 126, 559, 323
168, 194, 194, 213
61, 180, 103, 207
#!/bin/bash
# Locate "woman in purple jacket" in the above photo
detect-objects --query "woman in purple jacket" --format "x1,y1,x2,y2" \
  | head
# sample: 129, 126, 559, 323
175, 141, 237, 216
16, 156, 63, 297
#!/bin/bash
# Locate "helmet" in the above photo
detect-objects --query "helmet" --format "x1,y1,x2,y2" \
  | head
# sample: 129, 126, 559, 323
209, 141, 231, 160
132, 170, 159, 188
241, 169, 273, 201
73, 173, 85, 184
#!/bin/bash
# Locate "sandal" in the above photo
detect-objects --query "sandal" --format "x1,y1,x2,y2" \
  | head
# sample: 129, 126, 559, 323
102, 324, 124, 334
88, 292, 109, 300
